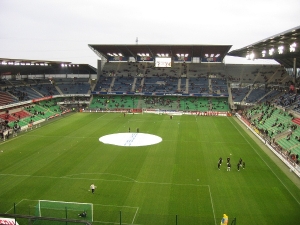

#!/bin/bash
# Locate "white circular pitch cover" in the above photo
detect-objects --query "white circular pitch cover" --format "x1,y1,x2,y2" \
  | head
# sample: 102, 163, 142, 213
99, 133, 162, 147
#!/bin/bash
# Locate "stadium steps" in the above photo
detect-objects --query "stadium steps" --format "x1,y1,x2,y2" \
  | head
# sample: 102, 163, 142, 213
177, 79, 181, 92
241, 87, 253, 103
208, 79, 212, 93
257, 90, 273, 103
110, 77, 116, 91
55, 85, 64, 95
132, 77, 137, 92
186, 78, 189, 93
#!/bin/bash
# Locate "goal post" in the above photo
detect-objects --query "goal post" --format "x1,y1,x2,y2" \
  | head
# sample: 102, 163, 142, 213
35, 200, 93, 222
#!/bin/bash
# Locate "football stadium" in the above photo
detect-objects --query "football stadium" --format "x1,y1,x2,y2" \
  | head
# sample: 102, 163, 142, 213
0, 25, 300, 225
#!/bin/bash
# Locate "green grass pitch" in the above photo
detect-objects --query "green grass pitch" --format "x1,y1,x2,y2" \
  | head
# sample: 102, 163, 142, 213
0, 113, 299, 225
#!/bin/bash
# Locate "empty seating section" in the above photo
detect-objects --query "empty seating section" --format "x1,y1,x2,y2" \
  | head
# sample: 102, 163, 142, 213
55, 78, 90, 94
248, 105, 292, 139
245, 88, 268, 103
7, 86, 42, 100
0, 91, 15, 106
141, 96, 178, 110
231, 87, 249, 102
90, 96, 107, 109
276, 128, 300, 156
179, 97, 210, 111
12, 110, 31, 119
24, 79, 37, 85
226, 64, 261, 83
252, 66, 274, 84
188, 77, 209, 94
211, 98, 229, 111
258, 89, 281, 103
0, 80, 9, 88
112, 76, 134, 92
291, 95, 300, 113
267, 67, 289, 85
209, 64, 227, 77
117, 62, 140, 76
0, 113, 16, 122
6, 110, 32, 127
39, 99, 62, 114
225, 65, 243, 82
211, 78, 228, 95
240, 65, 260, 83
90, 95, 138, 110
35, 83, 60, 96
188, 64, 209, 77
22, 99, 62, 121
143, 77, 164, 92
8, 80, 25, 86
273, 93, 296, 108
94, 77, 113, 92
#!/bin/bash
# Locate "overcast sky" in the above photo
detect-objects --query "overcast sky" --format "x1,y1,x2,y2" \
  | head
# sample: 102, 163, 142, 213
0, 0, 299, 67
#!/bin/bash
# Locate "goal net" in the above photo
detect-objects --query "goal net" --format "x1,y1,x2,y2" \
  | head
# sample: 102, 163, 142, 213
35, 200, 93, 222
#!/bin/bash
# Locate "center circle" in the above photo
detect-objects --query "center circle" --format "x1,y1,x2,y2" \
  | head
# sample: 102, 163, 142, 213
99, 133, 162, 147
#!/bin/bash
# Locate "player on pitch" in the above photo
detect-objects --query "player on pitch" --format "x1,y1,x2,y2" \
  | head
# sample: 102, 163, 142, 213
90, 184, 97, 194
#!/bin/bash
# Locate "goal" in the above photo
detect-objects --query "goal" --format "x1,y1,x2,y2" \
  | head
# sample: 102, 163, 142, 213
35, 200, 93, 222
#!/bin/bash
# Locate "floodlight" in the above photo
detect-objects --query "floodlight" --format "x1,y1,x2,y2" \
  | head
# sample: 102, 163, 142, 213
205, 54, 209, 57
278, 46, 284, 54
269, 48, 274, 55
176, 54, 180, 57
210, 54, 214, 57
185, 54, 188, 57
262, 50, 266, 57
290, 42, 296, 52
215, 54, 220, 57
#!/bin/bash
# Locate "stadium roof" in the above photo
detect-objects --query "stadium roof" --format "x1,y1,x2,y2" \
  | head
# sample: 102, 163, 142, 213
228, 25, 300, 68
0, 58, 97, 75
88, 44, 232, 61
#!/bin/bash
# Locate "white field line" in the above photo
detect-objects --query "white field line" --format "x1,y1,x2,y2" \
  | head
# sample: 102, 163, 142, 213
7, 199, 140, 225
208, 185, 217, 225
